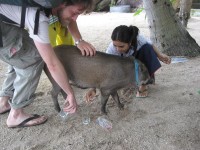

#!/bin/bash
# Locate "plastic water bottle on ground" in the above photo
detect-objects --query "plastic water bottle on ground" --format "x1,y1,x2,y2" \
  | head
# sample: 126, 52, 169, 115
171, 57, 188, 63
82, 116, 91, 125
81, 101, 92, 125
96, 116, 112, 130
82, 108, 91, 125
59, 109, 69, 122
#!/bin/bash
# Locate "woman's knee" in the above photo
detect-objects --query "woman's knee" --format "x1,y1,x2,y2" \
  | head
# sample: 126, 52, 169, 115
140, 44, 154, 53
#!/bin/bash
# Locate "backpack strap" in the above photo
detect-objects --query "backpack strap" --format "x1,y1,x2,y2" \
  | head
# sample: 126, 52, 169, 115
34, 8, 40, 34
34, 7, 52, 35
20, 0, 26, 28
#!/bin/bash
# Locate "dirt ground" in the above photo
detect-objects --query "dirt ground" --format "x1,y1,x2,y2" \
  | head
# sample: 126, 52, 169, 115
0, 12, 200, 150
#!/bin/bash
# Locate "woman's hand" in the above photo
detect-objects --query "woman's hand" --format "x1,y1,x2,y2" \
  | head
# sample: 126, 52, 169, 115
152, 45, 171, 64
85, 88, 97, 102
158, 53, 171, 64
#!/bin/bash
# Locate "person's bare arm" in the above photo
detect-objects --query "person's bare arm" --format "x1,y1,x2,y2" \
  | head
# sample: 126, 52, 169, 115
152, 45, 171, 64
34, 41, 77, 113
67, 21, 96, 56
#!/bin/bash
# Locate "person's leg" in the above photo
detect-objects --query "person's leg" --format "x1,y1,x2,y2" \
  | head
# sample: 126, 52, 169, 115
0, 65, 15, 114
9, 61, 44, 109
7, 60, 47, 127
136, 44, 161, 98
136, 44, 161, 76
0, 22, 47, 127
0, 96, 10, 114
0, 21, 19, 113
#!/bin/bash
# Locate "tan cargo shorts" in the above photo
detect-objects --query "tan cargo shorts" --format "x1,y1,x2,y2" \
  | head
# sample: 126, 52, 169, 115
0, 22, 44, 109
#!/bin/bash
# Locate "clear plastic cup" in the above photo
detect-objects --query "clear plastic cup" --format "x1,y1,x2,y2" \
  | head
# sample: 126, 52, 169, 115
96, 116, 112, 130
82, 116, 91, 125
59, 109, 69, 122
81, 101, 92, 125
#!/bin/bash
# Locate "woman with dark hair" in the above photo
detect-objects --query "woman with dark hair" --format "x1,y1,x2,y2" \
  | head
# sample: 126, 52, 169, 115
86, 25, 171, 100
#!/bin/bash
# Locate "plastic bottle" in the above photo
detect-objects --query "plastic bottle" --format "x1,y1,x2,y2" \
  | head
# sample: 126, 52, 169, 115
96, 116, 112, 130
82, 116, 90, 125
81, 101, 92, 125
59, 109, 69, 122
171, 57, 188, 63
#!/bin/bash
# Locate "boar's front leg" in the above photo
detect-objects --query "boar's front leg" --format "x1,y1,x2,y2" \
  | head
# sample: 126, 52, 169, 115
44, 65, 62, 113
111, 91, 124, 110
61, 89, 67, 99
51, 85, 62, 112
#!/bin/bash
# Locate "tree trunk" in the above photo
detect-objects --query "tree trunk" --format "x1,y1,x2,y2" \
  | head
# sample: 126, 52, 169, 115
172, 0, 181, 12
143, 0, 200, 57
178, 0, 193, 27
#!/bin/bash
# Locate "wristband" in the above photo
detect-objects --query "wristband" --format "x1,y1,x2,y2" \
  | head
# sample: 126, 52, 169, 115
75, 39, 84, 46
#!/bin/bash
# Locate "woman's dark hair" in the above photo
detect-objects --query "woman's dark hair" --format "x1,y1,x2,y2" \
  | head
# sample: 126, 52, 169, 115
64, 0, 93, 12
111, 25, 139, 56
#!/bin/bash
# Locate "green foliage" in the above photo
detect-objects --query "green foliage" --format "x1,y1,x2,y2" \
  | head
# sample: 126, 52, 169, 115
170, 0, 176, 4
133, 8, 144, 16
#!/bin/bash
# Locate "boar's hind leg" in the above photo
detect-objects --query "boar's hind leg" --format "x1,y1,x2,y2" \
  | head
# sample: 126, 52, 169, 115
51, 85, 62, 112
111, 91, 124, 110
